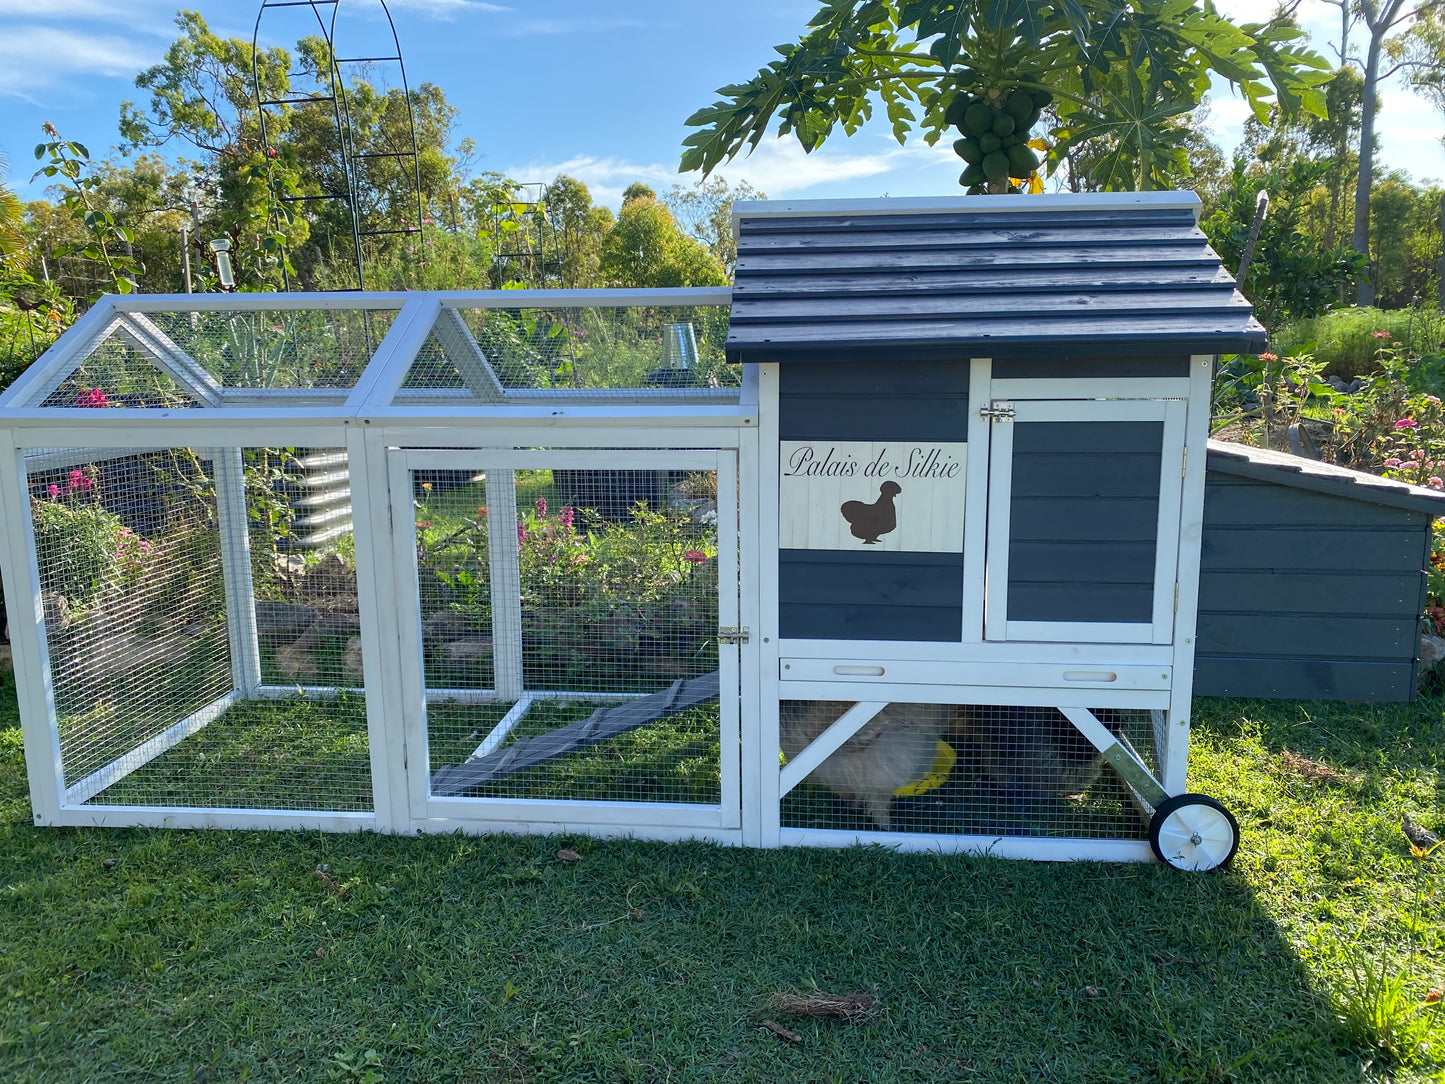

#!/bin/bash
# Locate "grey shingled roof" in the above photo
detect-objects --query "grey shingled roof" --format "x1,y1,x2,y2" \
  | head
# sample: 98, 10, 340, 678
1207, 439, 1445, 515
727, 192, 1266, 362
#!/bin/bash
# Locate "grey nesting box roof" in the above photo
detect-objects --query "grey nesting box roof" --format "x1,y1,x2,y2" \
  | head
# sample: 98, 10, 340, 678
1207, 440, 1445, 515
727, 192, 1267, 362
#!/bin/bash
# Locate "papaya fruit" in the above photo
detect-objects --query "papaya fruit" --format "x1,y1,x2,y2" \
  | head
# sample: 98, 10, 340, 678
1023, 106, 1042, 130
966, 183, 986, 195
979, 131, 1002, 154
991, 112, 1016, 137
1006, 91, 1034, 122
983, 150, 1009, 181
963, 102, 994, 137
1031, 88, 1053, 108
1007, 143, 1040, 178
959, 163, 985, 187
953, 137, 983, 164
944, 95, 974, 127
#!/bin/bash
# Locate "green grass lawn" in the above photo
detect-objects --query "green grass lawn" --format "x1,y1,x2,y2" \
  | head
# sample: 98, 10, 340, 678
2, 674, 1442, 1083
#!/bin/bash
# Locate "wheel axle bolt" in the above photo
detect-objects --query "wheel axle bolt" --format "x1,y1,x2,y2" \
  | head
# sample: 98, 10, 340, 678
1190, 832, 1202, 845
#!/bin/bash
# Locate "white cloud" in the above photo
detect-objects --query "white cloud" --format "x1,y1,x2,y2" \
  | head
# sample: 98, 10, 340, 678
0, 27, 151, 96
508, 133, 970, 209
502, 16, 649, 36
385, 0, 512, 16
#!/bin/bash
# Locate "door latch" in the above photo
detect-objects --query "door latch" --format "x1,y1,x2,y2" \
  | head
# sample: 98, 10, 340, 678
718, 627, 751, 644
979, 403, 1016, 421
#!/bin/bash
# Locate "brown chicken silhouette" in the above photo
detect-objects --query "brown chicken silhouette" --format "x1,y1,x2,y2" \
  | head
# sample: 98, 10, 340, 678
840, 481, 901, 544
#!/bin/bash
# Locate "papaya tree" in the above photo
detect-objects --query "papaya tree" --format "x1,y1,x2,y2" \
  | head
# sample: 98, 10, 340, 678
680, 0, 1333, 193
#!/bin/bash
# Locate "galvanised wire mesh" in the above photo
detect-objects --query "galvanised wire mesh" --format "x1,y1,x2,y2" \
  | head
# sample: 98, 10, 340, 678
32, 449, 231, 793
779, 702, 1157, 839
395, 305, 738, 398
40, 329, 201, 409
144, 307, 397, 393
28, 445, 372, 812
418, 462, 723, 805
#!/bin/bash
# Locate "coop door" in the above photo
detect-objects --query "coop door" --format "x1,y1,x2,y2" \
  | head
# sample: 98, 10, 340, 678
983, 397, 1186, 644
386, 448, 741, 834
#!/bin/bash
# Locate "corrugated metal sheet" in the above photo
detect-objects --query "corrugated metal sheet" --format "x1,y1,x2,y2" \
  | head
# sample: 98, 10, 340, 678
728, 193, 1266, 361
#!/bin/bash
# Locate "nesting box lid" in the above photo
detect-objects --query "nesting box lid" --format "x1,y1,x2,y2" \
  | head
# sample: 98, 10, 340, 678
727, 191, 1266, 362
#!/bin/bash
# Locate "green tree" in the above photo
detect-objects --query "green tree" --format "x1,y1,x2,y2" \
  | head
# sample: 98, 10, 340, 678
664, 175, 766, 277
681, 0, 1331, 193
1202, 157, 1367, 332
601, 194, 728, 288
546, 175, 613, 288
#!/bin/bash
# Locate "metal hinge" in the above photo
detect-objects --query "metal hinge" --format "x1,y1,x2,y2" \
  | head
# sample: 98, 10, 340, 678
402, 741, 408, 770
1173, 583, 1179, 612
718, 626, 751, 644
980, 403, 1016, 421
1181, 446, 1188, 478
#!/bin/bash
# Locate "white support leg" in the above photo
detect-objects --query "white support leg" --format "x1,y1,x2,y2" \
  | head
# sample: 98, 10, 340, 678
485, 468, 524, 701
213, 447, 261, 696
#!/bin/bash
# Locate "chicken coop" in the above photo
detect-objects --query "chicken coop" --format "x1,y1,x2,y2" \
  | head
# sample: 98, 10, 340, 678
3, 192, 1266, 868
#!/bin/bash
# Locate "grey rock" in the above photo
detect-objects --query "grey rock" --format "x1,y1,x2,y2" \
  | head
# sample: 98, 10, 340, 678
255, 601, 319, 643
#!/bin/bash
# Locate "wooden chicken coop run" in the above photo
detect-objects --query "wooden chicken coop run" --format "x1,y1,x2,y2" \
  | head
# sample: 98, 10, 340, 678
1, 191, 1280, 869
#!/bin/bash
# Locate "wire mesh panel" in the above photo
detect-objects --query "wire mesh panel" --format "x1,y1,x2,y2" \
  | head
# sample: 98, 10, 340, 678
143, 306, 398, 395
393, 304, 738, 401
410, 453, 729, 811
779, 701, 1157, 839
39, 328, 202, 409
24, 444, 372, 813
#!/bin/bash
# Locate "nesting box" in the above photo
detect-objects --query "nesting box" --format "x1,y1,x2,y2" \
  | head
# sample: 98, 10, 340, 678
729, 192, 1266, 867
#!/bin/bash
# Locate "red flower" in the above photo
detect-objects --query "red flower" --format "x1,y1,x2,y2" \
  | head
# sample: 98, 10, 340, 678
683, 550, 709, 564
75, 387, 108, 408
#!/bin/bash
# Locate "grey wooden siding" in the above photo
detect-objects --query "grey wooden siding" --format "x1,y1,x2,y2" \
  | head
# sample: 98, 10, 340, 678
779, 551, 964, 641
1194, 473, 1431, 702
1008, 420, 1162, 624
730, 199, 1267, 362
778, 359, 968, 442
991, 356, 1190, 380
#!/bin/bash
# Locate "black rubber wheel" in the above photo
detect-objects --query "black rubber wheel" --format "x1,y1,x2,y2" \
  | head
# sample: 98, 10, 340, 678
1148, 793, 1240, 871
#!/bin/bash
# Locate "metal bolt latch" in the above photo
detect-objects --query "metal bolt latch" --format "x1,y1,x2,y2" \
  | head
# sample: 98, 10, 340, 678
718, 627, 751, 644
979, 404, 1016, 420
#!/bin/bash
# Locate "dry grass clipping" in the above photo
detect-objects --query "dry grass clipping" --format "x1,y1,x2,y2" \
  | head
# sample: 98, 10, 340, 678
1277, 749, 1355, 786
766, 991, 879, 1022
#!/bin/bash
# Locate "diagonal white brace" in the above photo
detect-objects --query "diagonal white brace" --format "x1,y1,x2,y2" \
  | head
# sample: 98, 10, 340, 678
1058, 705, 1169, 806
779, 701, 887, 798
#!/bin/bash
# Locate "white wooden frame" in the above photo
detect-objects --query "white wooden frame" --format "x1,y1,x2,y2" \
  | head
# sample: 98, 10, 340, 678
983, 395, 1187, 645
384, 444, 743, 832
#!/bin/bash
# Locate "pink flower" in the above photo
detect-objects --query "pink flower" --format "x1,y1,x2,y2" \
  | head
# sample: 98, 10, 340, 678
78, 475, 92, 492
1258, 352, 1278, 362
75, 387, 108, 408
1372, 330, 1393, 339
1431, 477, 1444, 489
1412, 448, 1427, 460
683, 549, 709, 564
68, 469, 83, 491
1396, 418, 1418, 430
1385, 458, 1403, 467
517, 522, 527, 544
560, 506, 574, 528
46, 484, 59, 498
1429, 396, 1442, 406
535, 497, 547, 517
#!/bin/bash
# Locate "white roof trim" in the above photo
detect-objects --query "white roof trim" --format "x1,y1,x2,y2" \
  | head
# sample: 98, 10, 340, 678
730, 191, 1202, 238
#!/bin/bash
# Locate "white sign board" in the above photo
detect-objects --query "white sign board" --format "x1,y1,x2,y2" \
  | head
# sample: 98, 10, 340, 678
779, 440, 967, 552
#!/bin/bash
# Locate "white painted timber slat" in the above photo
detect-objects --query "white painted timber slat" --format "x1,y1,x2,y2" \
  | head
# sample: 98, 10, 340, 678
115, 312, 224, 405
213, 448, 261, 695
483, 467, 524, 701
778, 658, 1171, 691
0, 301, 117, 409
63, 692, 240, 806
778, 702, 887, 797
432, 306, 505, 402
470, 698, 533, 759
716, 449, 742, 829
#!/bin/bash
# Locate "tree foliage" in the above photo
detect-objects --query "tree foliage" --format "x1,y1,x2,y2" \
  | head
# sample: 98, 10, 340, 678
680, 0, 1332, 191
601, 195, 728, 288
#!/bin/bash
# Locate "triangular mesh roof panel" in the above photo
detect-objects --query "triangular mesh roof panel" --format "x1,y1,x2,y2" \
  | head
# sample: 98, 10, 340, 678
146, 308, 396, 390
400, 333, 470, 390
40, 332, 201, 409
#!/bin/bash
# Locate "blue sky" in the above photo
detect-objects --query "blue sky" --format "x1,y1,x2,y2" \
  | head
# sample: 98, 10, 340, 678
2, 0, 1443, 208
